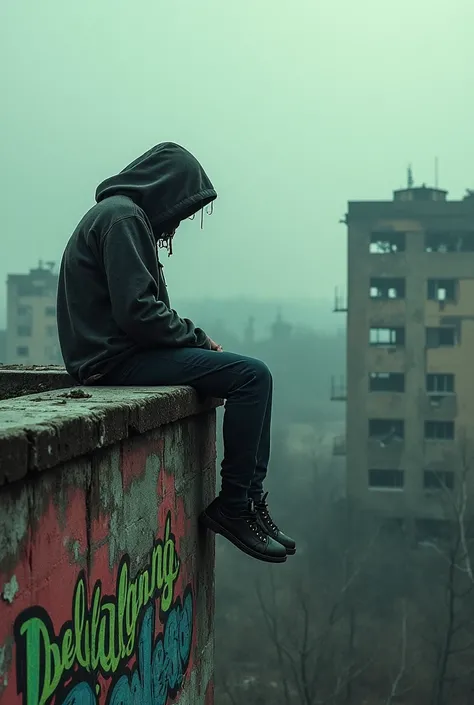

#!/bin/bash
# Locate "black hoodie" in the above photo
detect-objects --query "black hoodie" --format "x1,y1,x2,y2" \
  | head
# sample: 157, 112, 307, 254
57, 142, 217, 384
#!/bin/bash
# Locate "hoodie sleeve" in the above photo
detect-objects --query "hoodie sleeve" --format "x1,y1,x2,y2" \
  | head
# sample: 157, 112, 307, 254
101, 216, 210, 349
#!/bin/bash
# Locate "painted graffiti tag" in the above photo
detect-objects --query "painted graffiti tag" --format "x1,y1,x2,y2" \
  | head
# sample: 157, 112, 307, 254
13, 512, 193, 705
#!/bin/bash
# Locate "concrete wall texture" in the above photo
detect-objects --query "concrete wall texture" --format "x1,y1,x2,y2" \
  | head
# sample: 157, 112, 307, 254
0, 374, 218, 705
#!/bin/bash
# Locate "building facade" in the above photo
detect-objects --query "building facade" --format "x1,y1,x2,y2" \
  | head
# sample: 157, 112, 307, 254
338, 185, 474, 521
5, 262, 62, 365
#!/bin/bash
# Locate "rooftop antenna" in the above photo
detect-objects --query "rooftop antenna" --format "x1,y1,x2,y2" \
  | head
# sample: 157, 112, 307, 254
434, 156, 439, 188
407, 164, 414, 188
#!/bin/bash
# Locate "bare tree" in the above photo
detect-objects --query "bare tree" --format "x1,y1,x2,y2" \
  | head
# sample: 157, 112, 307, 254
254, 521, 381, 705
385, 600, 408, 705
422, 439, 474, 705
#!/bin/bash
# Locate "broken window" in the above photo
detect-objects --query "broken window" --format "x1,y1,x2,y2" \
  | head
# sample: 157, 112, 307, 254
426, 327, 456, 347
369, 372, 405, 392
369, 419, 404, 440
369, 469, 404, 489
424, 421, 454, 440
370, 232, 406, 254
425, 231, 474, 252
369, 327, 405, 346
370, 278, 406, 299
427, 279, 457, 302
426, 374, 454, 394
423, 470, 454, 490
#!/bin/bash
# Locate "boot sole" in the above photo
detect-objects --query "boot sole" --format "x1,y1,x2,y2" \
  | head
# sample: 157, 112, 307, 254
199, 511, 287, 564
285, 547, 297, 555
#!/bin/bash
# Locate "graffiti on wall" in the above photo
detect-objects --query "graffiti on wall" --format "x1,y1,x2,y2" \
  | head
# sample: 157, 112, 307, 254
13, 512, 193, 705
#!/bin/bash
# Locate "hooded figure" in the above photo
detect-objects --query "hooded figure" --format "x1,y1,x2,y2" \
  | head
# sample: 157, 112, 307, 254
57, 141, 295, 565
57, 142, 217, 384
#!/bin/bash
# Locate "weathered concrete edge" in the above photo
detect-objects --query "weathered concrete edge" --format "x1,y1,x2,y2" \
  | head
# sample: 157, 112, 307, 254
0, 367, 76, 401
0, 386, 223, 488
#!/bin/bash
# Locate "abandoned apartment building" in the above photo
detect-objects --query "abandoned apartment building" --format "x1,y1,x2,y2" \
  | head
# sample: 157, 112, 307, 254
332, 182, 474, 532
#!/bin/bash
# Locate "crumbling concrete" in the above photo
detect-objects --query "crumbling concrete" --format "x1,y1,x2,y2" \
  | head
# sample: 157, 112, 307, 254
0, 384, 220, 486
0, 365, 76, 401
0, 370, 220, 705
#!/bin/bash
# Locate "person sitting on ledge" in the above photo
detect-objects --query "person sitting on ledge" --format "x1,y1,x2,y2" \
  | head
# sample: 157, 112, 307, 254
57, 142, 296, 564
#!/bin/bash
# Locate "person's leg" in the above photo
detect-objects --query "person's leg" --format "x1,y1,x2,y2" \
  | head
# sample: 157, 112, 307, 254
104, 347, 269, 511
103, 346, 287, 563
248, 372, 272, 504
247, 378, 297, 555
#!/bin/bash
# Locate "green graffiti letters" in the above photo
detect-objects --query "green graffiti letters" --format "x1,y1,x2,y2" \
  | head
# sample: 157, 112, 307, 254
14, 512, 182, 705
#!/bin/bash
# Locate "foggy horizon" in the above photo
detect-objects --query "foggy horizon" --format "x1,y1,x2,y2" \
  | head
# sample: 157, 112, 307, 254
2, 0, 473, 327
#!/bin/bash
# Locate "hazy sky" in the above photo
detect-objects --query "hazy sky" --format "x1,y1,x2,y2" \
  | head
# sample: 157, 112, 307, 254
1, 0, 473, 327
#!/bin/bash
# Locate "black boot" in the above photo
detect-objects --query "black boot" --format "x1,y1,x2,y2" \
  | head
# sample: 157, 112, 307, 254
255, 492, 296, 555
199, 498, 287, 563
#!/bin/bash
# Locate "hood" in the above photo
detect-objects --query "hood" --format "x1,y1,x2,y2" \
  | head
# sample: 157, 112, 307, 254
95, 142, 217, 237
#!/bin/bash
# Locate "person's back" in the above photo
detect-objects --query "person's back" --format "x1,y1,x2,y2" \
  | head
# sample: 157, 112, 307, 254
58, 196, 140, 382
57, 141, 295, 564
58, 142, 214, 384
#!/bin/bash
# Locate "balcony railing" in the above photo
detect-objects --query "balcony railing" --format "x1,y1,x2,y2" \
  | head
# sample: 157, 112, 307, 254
331, 376, 347, 401
333, 287, 348, 312
333, 434, 346, 456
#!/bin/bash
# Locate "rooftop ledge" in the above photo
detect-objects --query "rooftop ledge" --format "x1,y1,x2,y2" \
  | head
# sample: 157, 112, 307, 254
0, 366, 222, 487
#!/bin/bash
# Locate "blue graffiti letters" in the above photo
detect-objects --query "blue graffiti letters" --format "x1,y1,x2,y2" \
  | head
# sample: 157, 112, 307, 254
14, 513, 193, 705
62, 593, 193, 705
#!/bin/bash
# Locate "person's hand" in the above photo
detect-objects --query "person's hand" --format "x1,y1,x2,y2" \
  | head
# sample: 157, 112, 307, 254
208, 337, 223, 352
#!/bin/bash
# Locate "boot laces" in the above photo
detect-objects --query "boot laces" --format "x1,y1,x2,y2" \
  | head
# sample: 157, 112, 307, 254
258, 493, 278, 533
246, 501, 267, 542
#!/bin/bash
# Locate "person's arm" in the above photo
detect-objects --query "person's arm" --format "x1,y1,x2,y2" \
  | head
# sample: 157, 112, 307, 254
101, 216, 210, 349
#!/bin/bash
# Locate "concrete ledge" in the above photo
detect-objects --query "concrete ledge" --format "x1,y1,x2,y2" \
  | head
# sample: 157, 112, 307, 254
0, 365, 76, 400
0, 386, 222, 487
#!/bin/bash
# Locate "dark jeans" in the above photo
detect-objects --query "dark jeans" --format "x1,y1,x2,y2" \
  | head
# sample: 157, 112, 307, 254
102, 347, 273, 511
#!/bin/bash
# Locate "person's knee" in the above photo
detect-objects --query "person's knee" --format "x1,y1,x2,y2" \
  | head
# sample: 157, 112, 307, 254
228, 356, 272, 395
248, 357, 272, 388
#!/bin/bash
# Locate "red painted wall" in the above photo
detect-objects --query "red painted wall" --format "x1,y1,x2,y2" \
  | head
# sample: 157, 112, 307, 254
0, 420, 215, 705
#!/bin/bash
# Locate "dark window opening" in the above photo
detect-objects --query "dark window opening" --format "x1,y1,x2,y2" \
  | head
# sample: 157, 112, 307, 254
45, 306, 56, 317
46, 325, 57, 337
370, 232, 406, 254
17, 325, 31, 337
369, 372, 405, 392
426, 327, 456, 348
426, 374, 454, 394
370, 327, 405, 346
424, 470, 455, 491
424, 421, 454, 440
369, 419, 404, 441
370, 278, 405, 299
427, 279, 457, 302
425, 231, 474, 253
17, 305, 32, 317
369, 469, 404, 489
16, 346, 29, 357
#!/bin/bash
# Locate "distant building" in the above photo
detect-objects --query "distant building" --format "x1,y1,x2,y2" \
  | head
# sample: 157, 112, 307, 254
6, 262, 62, 365
333, 180, 474, 524
271, 310, 292, 341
